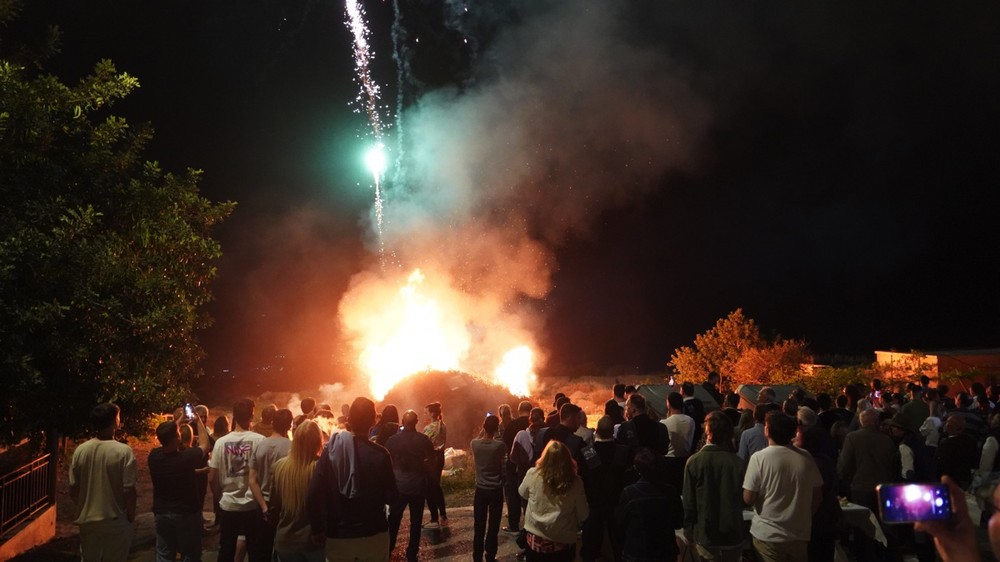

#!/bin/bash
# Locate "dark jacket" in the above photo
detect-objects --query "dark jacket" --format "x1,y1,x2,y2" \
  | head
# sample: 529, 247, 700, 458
307, 433, 398, 539
935, 432, 978, 488
616, 479, 683, 561
385, 427, 434, 496
615, 414, 669, 456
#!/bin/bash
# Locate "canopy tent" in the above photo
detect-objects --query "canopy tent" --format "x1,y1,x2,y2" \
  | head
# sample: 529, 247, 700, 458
636, 384, 720, 420
734, 384, 811, 411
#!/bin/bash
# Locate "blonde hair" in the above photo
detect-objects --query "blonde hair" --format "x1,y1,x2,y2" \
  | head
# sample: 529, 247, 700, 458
272, 420, 323, 519
179, 424, 193, 450
536, 440, 577, 498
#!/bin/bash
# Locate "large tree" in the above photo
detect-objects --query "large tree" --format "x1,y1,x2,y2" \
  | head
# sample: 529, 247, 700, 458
670, 309, 809, 390
0, 12, 234, 444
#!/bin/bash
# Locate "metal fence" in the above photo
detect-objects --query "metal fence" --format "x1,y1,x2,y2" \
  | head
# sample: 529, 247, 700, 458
0, 453, 53, 538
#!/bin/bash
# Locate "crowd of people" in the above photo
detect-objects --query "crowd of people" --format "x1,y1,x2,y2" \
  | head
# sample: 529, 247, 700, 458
66, 375, 1000, 562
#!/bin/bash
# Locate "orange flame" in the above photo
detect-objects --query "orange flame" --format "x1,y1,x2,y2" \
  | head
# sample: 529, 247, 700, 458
344, 268, 537, 400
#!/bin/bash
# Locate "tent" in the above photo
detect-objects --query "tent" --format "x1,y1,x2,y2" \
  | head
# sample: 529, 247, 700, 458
734, 384, 810, 411
636, 384, 720, 420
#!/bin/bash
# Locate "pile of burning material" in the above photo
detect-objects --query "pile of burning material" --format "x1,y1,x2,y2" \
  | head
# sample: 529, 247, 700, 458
381, 370, 524, 448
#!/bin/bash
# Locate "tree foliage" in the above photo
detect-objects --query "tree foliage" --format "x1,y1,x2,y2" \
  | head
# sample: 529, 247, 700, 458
669, 309, 810, 390
0, 25, 235, 443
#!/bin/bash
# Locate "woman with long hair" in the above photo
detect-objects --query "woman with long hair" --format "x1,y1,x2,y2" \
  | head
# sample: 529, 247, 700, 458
370, 404, 400, 446
498, 403, 513, 440
424, 401, 448, 528
270, 420, 324, 562
518, 440, 589, 561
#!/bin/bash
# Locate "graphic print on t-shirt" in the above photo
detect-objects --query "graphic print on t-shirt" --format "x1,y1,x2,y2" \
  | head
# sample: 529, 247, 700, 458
225, 440, 253, 477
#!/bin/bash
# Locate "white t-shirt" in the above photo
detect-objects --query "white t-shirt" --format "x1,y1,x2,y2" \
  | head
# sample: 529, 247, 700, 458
210, 430, 265, 512
743, 444, 822, 542
662, 414, 695, 457
70, 438, 137, 524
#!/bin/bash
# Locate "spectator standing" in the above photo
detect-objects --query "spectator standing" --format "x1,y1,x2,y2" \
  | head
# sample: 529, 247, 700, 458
837, 408, 899, 561
683, 411, 745, 562
386, 410, 434, 562
702, 372, 724, 408
423, 401, 448, 528
617, 449, 683, 562
902, 386, 931, 433
738, 403, 776, 461
498, 404, 514, 440
796, 418, 842, 562
257, 404, 277, 437
370, 404, 400, 447
149, 413, 210, 562
546, 395, 570, 430
936, 414, 978, 489
615, 393, 668, 457
742, 411, 822, 562
538, 403, 587, 473
574, 409, 595, 447
519, 441, 589, 562
307, 397, 398, 562
682, 381, 706, 446
209, 398, 266, 562
580, 416, 627, 562
250, 408, 294, 559
270, 420, 324, 562
70, 403, 137, 562
471, 415, 506, 562
662, 391, 695, 489
613, 384, 628, 409
502, 401, 533, 534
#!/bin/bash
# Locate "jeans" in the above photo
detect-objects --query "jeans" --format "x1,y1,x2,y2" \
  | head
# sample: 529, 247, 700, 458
426, 449, 447, 521
473, 486, 503, 562
388, 492, 425, 561
218, 508, 266, 562
504, 461, 524, 529
154, 512, 202, 562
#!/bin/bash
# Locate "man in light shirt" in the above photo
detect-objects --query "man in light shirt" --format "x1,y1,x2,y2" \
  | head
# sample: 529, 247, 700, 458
662, 391, 694, 489
70, 403, 137, 562
209, 398, 266, 562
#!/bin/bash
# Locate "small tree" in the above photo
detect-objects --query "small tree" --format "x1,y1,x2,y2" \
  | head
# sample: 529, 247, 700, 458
0, 18, 234, 444
732, 338, 810, 387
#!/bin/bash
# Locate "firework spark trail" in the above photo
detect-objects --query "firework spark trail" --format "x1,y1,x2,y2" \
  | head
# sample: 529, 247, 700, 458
345, 0, 384, 139
345, 0, 388, 261
390, 0, 410, 192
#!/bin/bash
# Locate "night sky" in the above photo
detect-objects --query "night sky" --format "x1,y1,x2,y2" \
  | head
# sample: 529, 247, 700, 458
18, 1, 1000, 391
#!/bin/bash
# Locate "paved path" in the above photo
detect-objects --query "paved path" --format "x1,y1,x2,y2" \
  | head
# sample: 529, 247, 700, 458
125, 505, 526, 561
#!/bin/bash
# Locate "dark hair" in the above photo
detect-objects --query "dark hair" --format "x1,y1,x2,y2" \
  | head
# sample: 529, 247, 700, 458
920, 375, 930, 385
156, 420, 179, 446
300, 397, 316, 415
272, 408, 294, 434
379, 405, 400, 425
816, 393, 832, 411
559, 402, 581, 422
765, 411, 796, 446
624, 384, 637, 394
553, 393, 566, 407
633, 447, 664, 482
233, 398, 255, 429
754, 402, 779, 424
350, 397, 377, 432
425, 402, 442, 418
705, 410, 733, 445
681, 381, 695, 397
401, 410, 419, 428
613, 383, 626, 398
605, 399, 624, 417
925, 388, 938, 401
782, 398, 798, 417
261, 404, 277, 423
707, 372, 720, 382
90, 403, 120, 431
518, 400, 533, 414
483, 414, 500, 436
555, 396, 571, 411
725, 393, 740, 408
213, 415, 230, 436
667, 392, 683, 411
835, 394, 848, 408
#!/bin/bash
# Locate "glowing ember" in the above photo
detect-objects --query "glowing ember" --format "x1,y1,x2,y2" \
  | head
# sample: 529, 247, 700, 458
346, 269, 537, 400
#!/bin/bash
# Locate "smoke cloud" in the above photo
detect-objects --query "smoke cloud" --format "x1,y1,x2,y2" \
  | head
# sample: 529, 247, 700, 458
340, 2, 706, 389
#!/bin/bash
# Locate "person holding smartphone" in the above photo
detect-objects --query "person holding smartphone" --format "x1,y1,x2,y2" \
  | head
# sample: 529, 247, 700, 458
915, 476, 1000, 562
